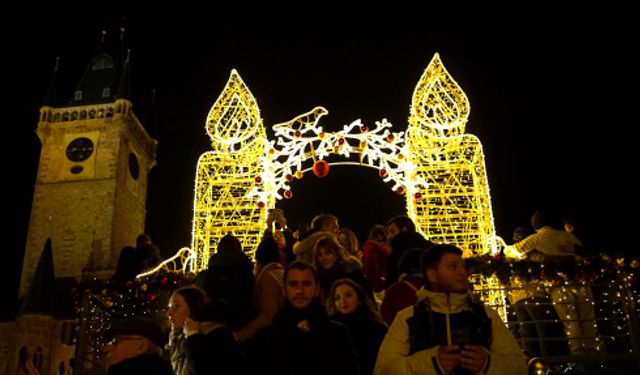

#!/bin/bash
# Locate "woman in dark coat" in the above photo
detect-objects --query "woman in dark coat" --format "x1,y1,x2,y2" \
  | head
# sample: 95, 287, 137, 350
312, 234, 375, 305
197, 233, 255, 331
328, 278, 388, 375
166, 285, 245, 375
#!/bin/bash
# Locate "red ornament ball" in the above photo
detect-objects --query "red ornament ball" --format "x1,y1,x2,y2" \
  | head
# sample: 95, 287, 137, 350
159, 276, 169, 287
312, 160, 330, 177
379, 168, 388, 177
283, 190, 293, 199
294, 130, 302, 138
254, 176, 263, 185
413, 192, 423, 200
396, 186, 405, 195
284, 174, 294, 182
360, 125, 368, 133
387, 134, 395, 142
257, 201, 266, 209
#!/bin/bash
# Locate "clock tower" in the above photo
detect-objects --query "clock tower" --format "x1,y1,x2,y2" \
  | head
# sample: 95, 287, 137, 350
18, 34, 157, 297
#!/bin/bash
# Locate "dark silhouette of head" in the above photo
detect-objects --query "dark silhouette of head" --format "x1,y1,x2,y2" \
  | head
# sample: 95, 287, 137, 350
386, 215, 416, 233
217, 233, 242, 254
255, 236, 280, 265
531, 210, 550, 231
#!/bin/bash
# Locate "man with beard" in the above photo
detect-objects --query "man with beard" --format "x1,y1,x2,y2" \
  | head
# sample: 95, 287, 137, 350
247, 261, 360, 375
375, 244, 527, 375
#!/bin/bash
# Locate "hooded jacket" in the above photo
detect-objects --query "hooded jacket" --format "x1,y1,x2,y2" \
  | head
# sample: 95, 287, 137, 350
374, 288, 527, 375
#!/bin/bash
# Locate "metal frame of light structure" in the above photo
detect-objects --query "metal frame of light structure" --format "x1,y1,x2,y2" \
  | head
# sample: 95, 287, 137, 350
407, 53, 499, 258
190, 70, 274, 271
144, 53, 503, 275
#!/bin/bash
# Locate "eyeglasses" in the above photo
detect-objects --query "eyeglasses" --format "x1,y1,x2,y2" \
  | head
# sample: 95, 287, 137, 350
106, 335, 146, 346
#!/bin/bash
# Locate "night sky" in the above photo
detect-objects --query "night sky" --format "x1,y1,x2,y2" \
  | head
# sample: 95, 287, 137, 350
4, 4, 636, 317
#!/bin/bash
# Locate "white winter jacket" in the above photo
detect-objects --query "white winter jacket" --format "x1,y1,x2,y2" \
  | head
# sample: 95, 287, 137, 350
374, 288, 527, 375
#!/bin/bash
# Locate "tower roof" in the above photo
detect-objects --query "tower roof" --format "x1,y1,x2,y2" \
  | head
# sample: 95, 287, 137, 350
68, 28, 130, 106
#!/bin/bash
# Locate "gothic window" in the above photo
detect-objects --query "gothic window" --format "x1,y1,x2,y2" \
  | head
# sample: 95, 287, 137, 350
18, 346, 28, 371
33, 347, 44, 372
74, 91, 82, 101
102, 87, 111, 98
91, 54, 114, 71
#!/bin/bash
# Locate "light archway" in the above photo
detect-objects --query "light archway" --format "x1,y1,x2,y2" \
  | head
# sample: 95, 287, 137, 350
141, 52, 503, 276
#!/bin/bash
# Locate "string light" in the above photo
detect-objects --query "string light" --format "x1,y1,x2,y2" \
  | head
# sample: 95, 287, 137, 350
147, 53, 503, 274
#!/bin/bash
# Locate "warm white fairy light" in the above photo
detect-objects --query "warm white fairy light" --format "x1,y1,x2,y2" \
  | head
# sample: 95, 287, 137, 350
144, 53, 505, 275
406, 53, 500, 257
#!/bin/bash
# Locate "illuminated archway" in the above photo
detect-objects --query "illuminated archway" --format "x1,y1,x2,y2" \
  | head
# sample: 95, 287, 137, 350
142, 52, 502, 276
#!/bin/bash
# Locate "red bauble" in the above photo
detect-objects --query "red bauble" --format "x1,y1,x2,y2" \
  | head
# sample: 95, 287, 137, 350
147, 292, 157, 302
360, 125, 368, 132
257, 201, 266, 209
387, 134, 395, 142
285, 174, 294, 182
414, 192, 423, 200
294, 130, 302, 138
283, 190, 293, 199
254, 176, 263, 185
396, 186, 405, 195
159, 276, 169, 287
312, 160, 330, 177
379, 168, 388, 177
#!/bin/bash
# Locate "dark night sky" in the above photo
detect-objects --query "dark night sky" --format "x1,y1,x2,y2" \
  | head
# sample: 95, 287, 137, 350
4, 4, 636, 317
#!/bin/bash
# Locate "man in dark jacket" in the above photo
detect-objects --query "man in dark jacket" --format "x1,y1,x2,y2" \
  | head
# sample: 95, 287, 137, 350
384, 215, 434, 287
247, 261, 360, 375
104, 317, 172, 375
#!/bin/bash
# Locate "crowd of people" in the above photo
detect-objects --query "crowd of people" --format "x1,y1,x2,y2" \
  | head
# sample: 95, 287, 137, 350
103, 207, 603, 375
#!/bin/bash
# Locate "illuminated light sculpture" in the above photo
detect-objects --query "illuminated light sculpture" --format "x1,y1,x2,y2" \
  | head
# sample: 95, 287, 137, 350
406, 53, 498, 258
148, 53, 503, 275
190, 70, 274, 271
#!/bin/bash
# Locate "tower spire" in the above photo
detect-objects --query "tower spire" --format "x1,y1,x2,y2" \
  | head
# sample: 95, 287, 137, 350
115, 49, 131, 100
42, 57, 60, 107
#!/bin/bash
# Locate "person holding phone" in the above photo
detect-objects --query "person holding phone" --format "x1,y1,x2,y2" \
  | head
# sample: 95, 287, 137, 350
375, 244, 527, 375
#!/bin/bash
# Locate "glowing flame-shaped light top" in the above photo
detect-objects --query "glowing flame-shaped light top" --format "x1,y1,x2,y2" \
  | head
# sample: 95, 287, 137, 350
410, 53, 470, 138
206, 69, 265, 150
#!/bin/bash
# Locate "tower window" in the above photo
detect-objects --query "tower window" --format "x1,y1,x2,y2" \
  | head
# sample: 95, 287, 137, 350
74, 91, 82, 101
102, 87, 111, 98
91, 54, 114, 71
34, 347, 44, 372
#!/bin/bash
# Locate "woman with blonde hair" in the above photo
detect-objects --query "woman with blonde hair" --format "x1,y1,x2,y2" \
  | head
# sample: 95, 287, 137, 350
312, 234, 374, 304
338, 227, 362, 261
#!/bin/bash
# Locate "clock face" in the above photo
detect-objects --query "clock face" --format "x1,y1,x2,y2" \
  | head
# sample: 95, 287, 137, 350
66, 137, 94, 162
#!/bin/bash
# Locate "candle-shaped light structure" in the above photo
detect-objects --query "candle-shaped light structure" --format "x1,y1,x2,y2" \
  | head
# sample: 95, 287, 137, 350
406, 53, 498, 257
190, 70, 273, 270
